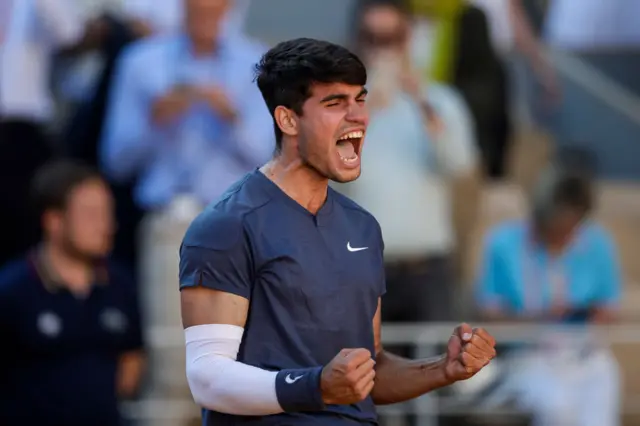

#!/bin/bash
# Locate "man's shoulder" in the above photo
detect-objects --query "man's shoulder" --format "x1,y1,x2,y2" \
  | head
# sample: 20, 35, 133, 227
182, 173, 272, 250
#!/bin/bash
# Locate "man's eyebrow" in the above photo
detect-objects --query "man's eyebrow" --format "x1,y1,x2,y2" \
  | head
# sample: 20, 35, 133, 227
320, 93, 349, 103
320, 88, 368, 103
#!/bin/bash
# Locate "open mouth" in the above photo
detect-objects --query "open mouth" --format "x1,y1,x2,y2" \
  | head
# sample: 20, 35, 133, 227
336, 130, 364, 165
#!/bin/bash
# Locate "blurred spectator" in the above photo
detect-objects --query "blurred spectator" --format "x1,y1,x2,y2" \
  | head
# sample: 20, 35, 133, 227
475, 166, 622, 426
469, 0, 554, 83
474, 0, 559, 126
408, 0, 555, 179
101, 0, 273, 211
338, 0, 477, 340
0, 0, 106, 267
122, 0, 249, 37
408, 0, 508, 179
63, 0, 253, 167
120, 0, 184, 37
0, 160, 144, 426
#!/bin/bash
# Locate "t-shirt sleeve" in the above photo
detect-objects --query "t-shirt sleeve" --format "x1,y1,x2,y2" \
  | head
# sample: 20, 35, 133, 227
179, 212, 254, 300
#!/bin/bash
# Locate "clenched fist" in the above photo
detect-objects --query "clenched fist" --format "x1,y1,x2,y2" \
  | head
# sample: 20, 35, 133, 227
444, 323, 497, 381
320, 348, 376, 405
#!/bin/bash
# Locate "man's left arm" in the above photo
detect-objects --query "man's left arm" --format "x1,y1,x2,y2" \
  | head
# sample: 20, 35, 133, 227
370, 299, 497, 405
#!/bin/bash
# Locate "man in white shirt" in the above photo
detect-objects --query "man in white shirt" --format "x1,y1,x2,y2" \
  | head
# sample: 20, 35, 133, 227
0, 0, 104, 266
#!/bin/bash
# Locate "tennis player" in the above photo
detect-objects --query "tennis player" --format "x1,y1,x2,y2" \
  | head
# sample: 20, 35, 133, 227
179, 37, 496, 425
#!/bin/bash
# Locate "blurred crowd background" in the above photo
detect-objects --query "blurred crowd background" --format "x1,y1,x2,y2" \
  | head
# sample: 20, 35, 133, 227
1, 0, 640, 425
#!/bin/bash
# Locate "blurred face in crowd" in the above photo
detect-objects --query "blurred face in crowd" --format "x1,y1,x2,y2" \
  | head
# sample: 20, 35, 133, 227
45, 179, 115, 261
282, 82, 369, 183
358, 5, 409, 99
184, 0, 231, 45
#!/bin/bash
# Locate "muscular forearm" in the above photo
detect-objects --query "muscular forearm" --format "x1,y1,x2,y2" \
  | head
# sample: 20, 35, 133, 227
371, 350, 452, 405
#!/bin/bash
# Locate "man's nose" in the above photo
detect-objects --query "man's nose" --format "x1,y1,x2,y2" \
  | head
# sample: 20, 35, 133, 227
345, 103, 368, 124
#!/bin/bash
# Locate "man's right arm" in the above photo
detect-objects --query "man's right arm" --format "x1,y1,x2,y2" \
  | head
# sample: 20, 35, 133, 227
178, 214, 328, 415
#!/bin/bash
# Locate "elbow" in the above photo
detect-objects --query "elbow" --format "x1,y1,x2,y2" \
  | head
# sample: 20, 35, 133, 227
186, 365, 228, 412
186, 365, 217, 410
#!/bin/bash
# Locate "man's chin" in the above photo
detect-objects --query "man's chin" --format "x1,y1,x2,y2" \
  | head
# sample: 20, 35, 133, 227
330, 168, 361, 184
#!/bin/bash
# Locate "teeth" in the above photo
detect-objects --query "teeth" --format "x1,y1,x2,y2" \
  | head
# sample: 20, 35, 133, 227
340, 153, 359, 163
338, 130, 364, 140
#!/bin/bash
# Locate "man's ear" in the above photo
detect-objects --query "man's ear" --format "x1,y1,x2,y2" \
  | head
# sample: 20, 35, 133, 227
274, 106, 298, 137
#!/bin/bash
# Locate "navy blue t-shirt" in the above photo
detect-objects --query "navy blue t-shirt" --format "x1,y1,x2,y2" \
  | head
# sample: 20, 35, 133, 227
179, 170, 386, 425
0, 253, 143, 426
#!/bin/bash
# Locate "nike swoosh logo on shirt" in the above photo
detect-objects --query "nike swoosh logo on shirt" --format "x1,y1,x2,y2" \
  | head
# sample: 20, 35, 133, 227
347, 242, 368, 252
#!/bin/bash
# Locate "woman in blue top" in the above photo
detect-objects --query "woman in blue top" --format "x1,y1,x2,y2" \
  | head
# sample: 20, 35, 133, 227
476, 166, 622, 426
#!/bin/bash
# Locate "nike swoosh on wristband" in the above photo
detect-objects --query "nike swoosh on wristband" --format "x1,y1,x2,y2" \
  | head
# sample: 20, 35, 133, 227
285, 374, 304, 384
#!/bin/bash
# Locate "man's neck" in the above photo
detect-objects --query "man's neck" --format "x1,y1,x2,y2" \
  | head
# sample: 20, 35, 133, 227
261, 155, 329, 215
42, 242, 95, 295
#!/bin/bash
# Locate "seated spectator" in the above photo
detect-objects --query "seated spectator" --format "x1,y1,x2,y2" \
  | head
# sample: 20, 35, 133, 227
0, 160, 145, 426
101, 0, 273, 211
475, 166, 622, 426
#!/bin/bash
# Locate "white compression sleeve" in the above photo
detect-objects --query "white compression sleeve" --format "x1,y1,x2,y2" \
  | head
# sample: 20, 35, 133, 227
184, 324, 284, 415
